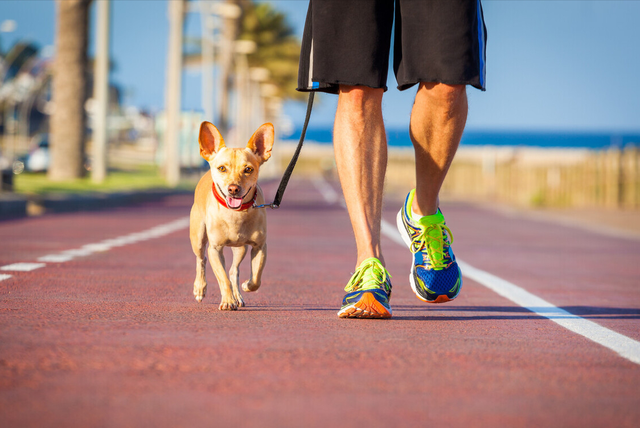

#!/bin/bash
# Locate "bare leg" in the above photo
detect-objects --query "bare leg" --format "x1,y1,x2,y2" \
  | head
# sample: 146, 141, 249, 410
242, 243, 266, 293
190, 207, 208, 302
333, 85, 387, 268
410, 82, 468, 216
229, 246, 247, 307
207, 245, 237, 311
193, 249, 208, 302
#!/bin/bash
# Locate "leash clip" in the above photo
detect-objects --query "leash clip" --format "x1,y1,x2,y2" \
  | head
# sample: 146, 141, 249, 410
252, 202, 280, 210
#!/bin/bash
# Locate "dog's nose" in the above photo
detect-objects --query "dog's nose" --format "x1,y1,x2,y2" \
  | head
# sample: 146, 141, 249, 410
228, 184, 241, 196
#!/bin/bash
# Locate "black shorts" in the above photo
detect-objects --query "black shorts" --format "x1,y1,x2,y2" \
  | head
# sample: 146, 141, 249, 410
297, 0, 487, 94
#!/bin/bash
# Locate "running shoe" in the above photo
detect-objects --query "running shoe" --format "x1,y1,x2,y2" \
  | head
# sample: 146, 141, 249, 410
396, 189, 462, 303
337, 257, 392, 319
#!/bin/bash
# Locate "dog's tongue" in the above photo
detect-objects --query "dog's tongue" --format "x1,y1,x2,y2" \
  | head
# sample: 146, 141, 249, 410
227, 196, 243, 209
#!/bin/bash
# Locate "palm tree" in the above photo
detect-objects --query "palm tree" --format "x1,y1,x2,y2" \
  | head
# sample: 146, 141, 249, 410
183, 1, 302, 116
239, 2, 303, 102
181, 1, 301, 144
48, 0, 90, 181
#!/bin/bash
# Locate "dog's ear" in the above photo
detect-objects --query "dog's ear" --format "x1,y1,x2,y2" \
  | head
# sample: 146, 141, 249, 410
246, 123, 274, 164
199, 121, 225, 161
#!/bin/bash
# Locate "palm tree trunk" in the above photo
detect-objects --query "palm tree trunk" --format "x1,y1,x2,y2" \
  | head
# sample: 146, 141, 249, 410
164, 0, 185, 187
218, 0, 243, 138
49, 0, 90, 181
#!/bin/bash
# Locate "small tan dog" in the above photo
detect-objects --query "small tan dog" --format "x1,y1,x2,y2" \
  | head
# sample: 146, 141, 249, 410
189, 121, 274, 310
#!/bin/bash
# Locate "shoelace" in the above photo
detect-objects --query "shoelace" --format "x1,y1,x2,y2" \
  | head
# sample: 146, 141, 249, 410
344, 259, 391, 293
411, 223, 454, 270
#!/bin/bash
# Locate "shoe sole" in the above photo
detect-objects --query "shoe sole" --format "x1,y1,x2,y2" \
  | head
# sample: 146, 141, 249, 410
396, 210, 455, 304
337, 292, 392, 319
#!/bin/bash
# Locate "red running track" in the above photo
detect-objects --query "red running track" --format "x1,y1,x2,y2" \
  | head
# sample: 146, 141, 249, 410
0, 178, 639, 427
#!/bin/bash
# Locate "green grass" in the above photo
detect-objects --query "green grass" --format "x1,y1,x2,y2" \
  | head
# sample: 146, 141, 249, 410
14, 166, 196, 195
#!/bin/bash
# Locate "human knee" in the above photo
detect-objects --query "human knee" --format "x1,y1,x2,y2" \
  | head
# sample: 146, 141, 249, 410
418, 82, 466, 107
338, 85, 384, 109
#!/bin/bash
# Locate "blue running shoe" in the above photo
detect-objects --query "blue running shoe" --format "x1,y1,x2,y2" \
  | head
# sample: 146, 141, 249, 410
396, 189, 462, 303
337, 257, 392, 319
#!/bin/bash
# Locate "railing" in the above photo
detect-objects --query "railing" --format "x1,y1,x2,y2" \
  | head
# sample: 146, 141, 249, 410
437, 145, 640, 208
273, 142, 640, 210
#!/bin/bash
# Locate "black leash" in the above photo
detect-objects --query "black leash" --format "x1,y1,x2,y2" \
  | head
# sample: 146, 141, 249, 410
254, 92, 315, 209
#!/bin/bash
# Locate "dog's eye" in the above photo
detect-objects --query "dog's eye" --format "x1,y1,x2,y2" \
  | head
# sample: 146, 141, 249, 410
244, 166, 254, 174
217, 166, 227, 173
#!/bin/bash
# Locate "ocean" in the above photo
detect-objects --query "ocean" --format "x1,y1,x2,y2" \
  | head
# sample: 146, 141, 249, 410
286, 127, 640, 149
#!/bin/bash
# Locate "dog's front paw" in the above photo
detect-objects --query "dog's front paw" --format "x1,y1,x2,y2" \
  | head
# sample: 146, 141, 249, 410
193, 283, 207, 302
234, 294, 245, 308
242, 280, 260, 292
219, 298, 238, 311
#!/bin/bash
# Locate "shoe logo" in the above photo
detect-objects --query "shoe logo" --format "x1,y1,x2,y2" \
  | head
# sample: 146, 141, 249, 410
343, 289, 390, 307
449, 276, 461, 294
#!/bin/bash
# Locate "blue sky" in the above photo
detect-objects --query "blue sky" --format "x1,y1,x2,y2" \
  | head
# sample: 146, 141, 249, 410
1, 0, 639, 132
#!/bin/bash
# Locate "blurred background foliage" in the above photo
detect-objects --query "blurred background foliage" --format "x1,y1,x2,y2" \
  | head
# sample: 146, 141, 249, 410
240, 1, 303, 101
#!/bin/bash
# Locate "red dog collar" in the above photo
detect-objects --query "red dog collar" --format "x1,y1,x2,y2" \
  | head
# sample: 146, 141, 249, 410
212, 183, 256, 211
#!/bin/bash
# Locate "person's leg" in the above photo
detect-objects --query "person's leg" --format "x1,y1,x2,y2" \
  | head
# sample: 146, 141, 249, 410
297, 1, 395, 318
393, 0, 484, 305
409, 82, 468, 216
334, 85, 393, 319
333, 85, 387, 268
395, 81, 467, 304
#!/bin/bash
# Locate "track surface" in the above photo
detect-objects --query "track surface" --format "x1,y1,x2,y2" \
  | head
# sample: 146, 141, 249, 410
1, 178, 639, 427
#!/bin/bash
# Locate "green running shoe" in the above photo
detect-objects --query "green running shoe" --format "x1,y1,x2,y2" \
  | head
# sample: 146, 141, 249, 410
337, 257, 392, 319
396, 189, 462, 303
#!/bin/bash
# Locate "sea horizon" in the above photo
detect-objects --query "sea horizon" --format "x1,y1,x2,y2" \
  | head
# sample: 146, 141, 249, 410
283, 127, 640, 149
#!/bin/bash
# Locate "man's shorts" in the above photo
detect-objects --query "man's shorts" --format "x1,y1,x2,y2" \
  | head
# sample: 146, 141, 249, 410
297, 0, 487, 94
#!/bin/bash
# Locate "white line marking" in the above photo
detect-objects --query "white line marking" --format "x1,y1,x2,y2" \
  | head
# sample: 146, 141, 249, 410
0, 274, 12, 282
455, 259, 640, 365
36, 217, 190, 264
313, 175, 640, 366
311, 177, 339, 204
1, 262, 46, 272
37, 254, 76, 263
381, 220, 404, 246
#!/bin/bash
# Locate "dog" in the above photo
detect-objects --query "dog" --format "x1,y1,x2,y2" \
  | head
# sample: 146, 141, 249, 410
189, 121, 274, 310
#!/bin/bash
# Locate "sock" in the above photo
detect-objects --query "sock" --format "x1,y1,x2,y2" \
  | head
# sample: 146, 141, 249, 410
411, 207, 441, 223
411, 208, 424, 223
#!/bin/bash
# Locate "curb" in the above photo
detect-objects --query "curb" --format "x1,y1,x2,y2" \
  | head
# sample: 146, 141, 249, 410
0, 193, 28, 220
0, 188, 191, 221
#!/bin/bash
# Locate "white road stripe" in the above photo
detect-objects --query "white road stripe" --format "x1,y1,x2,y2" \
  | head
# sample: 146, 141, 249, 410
455, 259, 640, 365
1, 262, 46, 272
314, 176, 640, 366
36, 217, 190, 264
0, 274, 12, 282
311, 177, 339, 205
37, 254, 76, 263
